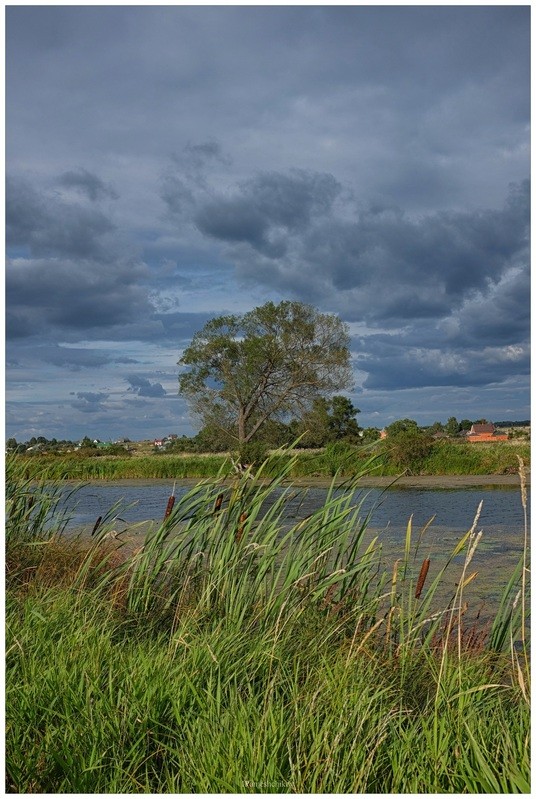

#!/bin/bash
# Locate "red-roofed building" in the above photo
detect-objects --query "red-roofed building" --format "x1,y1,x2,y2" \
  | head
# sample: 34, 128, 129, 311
466, 423, 508, 442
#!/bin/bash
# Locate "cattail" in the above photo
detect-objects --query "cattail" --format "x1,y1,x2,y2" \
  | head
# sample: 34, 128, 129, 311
213, 493, 224, 513
164, 482, 176, 520
236, 511, 248, 543
323, 583, 337, 607
91, 515, 103, 537
164, 495, 175, 520
415, 558, 430, 599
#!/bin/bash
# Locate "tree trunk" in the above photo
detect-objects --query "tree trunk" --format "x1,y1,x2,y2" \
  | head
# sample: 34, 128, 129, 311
237, 408, 246, 444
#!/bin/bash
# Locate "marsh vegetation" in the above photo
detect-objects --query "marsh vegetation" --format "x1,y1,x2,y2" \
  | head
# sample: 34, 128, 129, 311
9, 438, 531, 481
5, 451, 530, 793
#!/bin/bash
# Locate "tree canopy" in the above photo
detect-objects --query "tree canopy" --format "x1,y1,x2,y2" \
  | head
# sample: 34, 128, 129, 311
298, 395, 361, 447
178, 301, 353, 445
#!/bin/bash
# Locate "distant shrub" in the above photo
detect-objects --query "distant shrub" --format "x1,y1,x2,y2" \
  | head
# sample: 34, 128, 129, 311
383, 428, 434, 474
237, 441, 270, 466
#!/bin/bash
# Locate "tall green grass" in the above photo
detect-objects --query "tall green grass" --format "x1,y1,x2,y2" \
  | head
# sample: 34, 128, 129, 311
11, 439, 530, 480
416, 441, 531, 476
5, 451, 530, 793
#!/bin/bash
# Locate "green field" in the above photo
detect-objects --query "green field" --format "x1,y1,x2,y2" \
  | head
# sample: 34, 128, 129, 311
5, 452, 530, 793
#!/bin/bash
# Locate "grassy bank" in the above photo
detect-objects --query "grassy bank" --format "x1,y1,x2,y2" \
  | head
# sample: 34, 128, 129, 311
10, 440, 531, 480
5, 452, 530, 793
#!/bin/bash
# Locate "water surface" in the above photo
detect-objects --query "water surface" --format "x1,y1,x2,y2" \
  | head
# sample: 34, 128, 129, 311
59, 480, 529, 617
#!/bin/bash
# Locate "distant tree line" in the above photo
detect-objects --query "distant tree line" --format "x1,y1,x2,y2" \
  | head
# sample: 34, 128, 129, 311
5, 436, 76, 454
7, 416, 529, 460
494, 420, 530, 428
5, 436, 131, 455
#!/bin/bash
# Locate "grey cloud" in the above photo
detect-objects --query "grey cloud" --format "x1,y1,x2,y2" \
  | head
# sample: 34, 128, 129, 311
7, 8, 528, 215
196, 199, 267, 248
184, 141, 230, 170
7, 255, 153, 338
161, 175, 195, 216
155, 311, 212, 342
71, 391, 109, 413
58, 168, 119, 201
445, 267, 529, 348
77, 391, 108, 403
352, 312, 530, 392
192, 169, 341, 258
6, 310, 34, 340
126, 375, 167, 397
37, 345, 138, 370
163, 153, 529, 329
6, 175, 116, 261
6, 172, 156, 341
197, 169, 341, 233
161, 141, 232, 213
5, 6, 530, 438
361, 345, 530, 392
229, 180, 529, 326
357, 342, 530, 390
240, 171, 341, 229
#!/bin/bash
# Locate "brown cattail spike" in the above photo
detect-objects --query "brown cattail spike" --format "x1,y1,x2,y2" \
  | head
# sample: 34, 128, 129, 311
236, 511, 248, 543
415, 558, 430, 599
164, 495, 175, 520
213, 493, 224, 513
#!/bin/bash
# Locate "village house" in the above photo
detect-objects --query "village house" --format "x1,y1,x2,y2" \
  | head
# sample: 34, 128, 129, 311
465, 423, 508, 442
154, 436, 175, 449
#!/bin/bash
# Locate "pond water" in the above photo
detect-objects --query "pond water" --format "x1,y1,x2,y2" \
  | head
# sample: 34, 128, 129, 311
58, 480, 529, 618
61, 479, 527, 539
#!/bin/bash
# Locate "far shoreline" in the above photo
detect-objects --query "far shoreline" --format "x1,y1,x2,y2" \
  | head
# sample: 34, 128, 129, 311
68, 472, 529, 489
293, 473, 530, 489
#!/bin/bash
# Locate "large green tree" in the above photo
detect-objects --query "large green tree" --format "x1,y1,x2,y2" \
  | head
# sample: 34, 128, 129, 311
299, 395, 361, 447
178, 301, 353, 445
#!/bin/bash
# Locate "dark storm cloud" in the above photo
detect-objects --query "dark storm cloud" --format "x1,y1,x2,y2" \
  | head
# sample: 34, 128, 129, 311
6, 171, 216, 348
315, 181, 528, 320
191, 169, 341, 259
6, 254, 152, 339
6, 176, 116, 261
178, 168, 529, 328
161, 149, 529, 400
126, 375, 167, 398
6, 174, 157, 340
444, 267, 530, 348
58, 168, 119, 201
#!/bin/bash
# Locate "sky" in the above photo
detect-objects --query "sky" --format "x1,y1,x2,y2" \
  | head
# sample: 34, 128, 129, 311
5, 4, 531, 442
